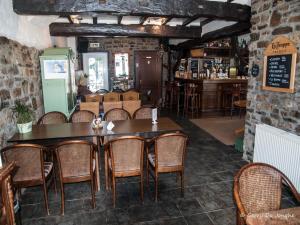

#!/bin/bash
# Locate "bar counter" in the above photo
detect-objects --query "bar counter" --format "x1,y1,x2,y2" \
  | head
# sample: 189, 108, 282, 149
175, 77, 248, 112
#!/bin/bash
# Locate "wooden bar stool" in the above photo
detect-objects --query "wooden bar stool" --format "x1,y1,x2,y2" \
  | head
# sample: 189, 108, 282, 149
165, 81, 180, 113
183, 83, 200, 117
222, 84, 243, 118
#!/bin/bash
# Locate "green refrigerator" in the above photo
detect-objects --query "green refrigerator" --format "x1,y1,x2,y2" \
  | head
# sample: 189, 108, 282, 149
40, 48, 77, 117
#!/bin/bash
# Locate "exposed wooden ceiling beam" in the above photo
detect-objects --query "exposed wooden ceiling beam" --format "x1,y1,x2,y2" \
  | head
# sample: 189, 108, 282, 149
162, 17, 173, 25
93, 17, 97, 24
139, 16, 148, 25
49, 23, 202, 38
201, 18, 214, 27
67, 16, 73, 24
182, 16, 199, 26
178, 21, 251, 49
117, 15, 123, 24
13, 0, 251, 22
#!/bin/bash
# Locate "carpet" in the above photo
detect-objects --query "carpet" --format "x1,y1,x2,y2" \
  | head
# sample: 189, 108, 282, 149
190, 117, 245, 146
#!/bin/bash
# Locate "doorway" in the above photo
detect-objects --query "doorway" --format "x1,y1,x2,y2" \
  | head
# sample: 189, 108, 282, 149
83, 52, 109, 92
135, 51, 162, 104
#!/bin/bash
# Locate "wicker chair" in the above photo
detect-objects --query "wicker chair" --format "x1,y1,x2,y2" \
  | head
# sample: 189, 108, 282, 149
103, 92, 121, 102
55, 140, 97, 215
0, 162, 16, 225
122, 90, 140, 101
104, 136, 145, 207
122, 100, 141, 118
146, 133, 188, 201
234, 163, 300, 225
104, 108, 131, 121
37, 111, 67, 125
1, 144, 56, 215
133, 107, 153, 119
69, 110, 96, 123
80, 102, 100, 117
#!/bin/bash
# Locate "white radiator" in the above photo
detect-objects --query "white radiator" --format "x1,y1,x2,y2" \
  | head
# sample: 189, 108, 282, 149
254, 124, 300, 193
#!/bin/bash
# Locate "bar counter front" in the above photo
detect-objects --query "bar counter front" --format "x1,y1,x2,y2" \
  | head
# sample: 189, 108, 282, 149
175, 77, 248, 113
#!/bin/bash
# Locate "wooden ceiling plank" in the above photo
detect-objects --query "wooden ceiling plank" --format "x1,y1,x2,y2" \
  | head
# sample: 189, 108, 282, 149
182, 16, 199, 26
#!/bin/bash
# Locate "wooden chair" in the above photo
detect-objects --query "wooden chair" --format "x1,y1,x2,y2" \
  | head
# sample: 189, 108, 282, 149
55, 140, 97, 215
0, 162, 16, 225
104, 136, 145, 207
103, 92, 121, 102
122, 90, 140, 101
122, 100, 141, 118
84, 94, 102, 103
69, 110, 96, 123
234, 163, 300, 225
1, 144, 56, 215
80, 102, 100, 117
146, 133, 188, 201
183, 83, 200, 117
95, 89, 109, 94
37, 111, 67, 125
104, 108, 131, 121
133, 107, 153, 119
103, 101, 123, 114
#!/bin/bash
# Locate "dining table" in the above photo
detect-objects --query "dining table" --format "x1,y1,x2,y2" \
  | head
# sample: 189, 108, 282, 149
246, 207, 300, 225
7, 117, 182, 191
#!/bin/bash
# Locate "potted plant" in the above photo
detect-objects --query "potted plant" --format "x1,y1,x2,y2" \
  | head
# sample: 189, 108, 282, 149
13, 101, 34, 133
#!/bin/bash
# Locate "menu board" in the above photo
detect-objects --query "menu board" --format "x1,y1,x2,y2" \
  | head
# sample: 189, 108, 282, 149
263, 36, 297, 93
265, 54, 292, 88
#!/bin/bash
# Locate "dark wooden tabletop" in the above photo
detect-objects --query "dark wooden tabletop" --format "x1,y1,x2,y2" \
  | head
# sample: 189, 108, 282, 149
8, 117, 182, 143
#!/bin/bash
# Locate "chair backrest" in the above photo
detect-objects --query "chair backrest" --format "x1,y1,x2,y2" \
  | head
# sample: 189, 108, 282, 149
85, 94, 102, 103
70, 110, 96, 123
122, 100, 141, 117
107, 136, 144, 173
80, 102, 99, 117
0, 162, 16, 225
122, 91, 140, 101
154, 133, 188, 168
133, 107, 153, 119
37, 111, 67, 125
234, 163, 288, 215
95, 89, 109, 94
1, 144, 44, 182
103, 101, 122, 114
104, 108, 131, 121
103, 92, 121, 102
55, 140, 95, 179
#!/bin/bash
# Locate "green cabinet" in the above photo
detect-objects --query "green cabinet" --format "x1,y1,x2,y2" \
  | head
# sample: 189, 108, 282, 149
40, 48, 77, 117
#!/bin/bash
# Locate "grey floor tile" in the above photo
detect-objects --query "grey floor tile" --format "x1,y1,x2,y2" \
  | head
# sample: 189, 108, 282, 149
184, 214, 214, 225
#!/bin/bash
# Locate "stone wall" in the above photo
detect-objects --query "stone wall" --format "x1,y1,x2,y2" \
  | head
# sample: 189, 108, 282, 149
79, 37, 160, 82
243, 0, 300, 160
0, 37, 44, 148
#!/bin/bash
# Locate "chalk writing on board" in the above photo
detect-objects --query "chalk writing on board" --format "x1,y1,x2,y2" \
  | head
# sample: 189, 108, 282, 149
265, 54, 292, 89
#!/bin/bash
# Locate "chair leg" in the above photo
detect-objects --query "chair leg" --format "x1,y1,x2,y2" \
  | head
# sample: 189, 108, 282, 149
60, 183, 65, 215
90, 176, 96, 209
154, 174, 158, 202
112, 176, 116, 208
180, 171, 184, 197
105, 151, 109, 190
236, 209, 245, 225
140, 174, 144, 203
146, 158, 149, 186
42, 182, 50, 215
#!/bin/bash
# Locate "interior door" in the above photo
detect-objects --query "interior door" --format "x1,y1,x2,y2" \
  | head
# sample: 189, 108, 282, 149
135, 51, 162, 104
83, 52, 109, 92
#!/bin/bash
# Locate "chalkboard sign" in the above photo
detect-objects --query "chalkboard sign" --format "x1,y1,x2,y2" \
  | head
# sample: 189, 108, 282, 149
251, 64, 259, 77
265, 54, 292, 88
263, 36, 297, 93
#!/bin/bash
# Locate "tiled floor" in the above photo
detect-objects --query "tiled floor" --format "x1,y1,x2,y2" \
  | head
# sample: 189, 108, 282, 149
20, 114, 298, 225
